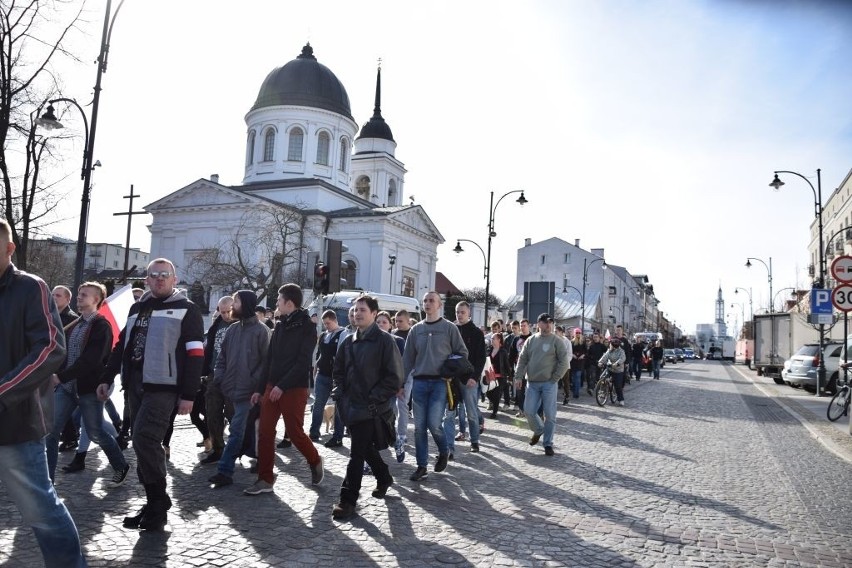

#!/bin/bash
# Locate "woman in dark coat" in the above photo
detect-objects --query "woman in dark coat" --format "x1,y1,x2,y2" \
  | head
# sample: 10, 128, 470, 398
486, 333, 510, 419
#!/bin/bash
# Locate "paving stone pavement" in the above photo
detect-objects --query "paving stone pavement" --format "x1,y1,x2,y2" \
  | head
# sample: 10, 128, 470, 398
2, 361, 852, 567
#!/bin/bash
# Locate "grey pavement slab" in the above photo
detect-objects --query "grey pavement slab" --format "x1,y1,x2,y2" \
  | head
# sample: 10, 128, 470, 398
2, 361, 851, 566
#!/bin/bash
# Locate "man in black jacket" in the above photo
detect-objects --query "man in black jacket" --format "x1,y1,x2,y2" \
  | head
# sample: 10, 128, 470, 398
98, 258, 205, 531
0, 219, 86, 567
46, 281, 129, 484
245, 283, 323, 495
444, 301, 486, 454
201, 295, 236, 464
331, 295, 403, 519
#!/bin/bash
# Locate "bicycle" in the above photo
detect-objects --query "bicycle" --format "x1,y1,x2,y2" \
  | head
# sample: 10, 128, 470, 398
594, 363, 617, 407
827, 376, 850, 422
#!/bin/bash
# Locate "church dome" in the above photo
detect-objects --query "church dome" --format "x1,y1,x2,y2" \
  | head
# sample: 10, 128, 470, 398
251, 44, 353, 120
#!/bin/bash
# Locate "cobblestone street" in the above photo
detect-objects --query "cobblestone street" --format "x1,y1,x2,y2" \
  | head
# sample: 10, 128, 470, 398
2, 360, 851, 567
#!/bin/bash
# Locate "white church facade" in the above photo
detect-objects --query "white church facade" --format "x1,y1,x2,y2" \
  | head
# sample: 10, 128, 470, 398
145, 44, 443, 307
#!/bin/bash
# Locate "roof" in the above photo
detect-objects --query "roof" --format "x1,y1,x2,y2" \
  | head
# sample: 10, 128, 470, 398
356, 67, 394, 142
251, 44, 353, 120
435, 272, 463, 296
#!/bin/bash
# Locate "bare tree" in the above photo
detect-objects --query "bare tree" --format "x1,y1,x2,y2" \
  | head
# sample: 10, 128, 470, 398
0, 1, 86, 269
460, 287, 503, 308
186, 204, 312, 304
26, 237, 73, 286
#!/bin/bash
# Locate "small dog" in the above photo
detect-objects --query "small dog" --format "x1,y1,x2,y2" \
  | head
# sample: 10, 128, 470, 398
323, 404, 336, 433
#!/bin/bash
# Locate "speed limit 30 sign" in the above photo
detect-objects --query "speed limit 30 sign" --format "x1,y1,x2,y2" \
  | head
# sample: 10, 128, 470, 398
832, 284, 852, 312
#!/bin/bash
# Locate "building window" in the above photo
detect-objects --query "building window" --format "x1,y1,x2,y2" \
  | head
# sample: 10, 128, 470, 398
246, 131, 256, 166
263, 129, 275, 162
402, 275, 415, 297
564, 253, 570, 263
341, 259, 357, 289
540, 255, 546, 265
287, 127, 304, 161
114, 260, 119, 268
563, 273, 569, 290
608, 286, 617, 296
388, 179, 396, 204
356, 176, 371, 199
339, 137, 349, 171
316, 131, 330, 165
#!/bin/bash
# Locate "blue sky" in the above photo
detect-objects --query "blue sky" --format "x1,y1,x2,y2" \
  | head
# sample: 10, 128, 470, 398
39, 0, 852, 332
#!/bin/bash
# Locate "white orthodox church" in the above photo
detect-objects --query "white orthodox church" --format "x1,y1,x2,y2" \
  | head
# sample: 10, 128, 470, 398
145, 44, 443, 306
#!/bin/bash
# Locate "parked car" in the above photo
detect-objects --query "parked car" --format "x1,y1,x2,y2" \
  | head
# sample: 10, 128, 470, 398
675, 348, 685, 362
684, 348, 696, 360
785, 341, 844, 394
664, 349, 677, 364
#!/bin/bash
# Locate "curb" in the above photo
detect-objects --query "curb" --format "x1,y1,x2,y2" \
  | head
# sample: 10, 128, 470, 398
728, 363, 852, 465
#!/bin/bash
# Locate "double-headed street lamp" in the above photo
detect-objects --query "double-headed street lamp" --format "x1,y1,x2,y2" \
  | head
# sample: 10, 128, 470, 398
773, 287, 795, 312
770, 169, 826, 395
746, 257, 773, 313
35, 0, 126, 295
452, 239, 487, 279
581, 256, 606, 334
483, 190, 528, 327
609, 305, 623, 327
734, 286, 754, 330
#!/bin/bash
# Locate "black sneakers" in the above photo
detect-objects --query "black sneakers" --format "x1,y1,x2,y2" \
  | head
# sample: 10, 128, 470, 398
409, 467, 428, 481
371, 478, 394, 498
200, 451, 221, 465
529, 433, 541, 446
112, 464, 130, 485
208, 473, 233, 488
434, 453, 449, 472
470, 443, 480, 453
544, 446, 554, 456
332, 501, 356, 520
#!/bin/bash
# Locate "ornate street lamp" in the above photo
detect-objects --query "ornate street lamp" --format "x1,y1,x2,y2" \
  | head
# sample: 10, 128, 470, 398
483, 191, 527, 327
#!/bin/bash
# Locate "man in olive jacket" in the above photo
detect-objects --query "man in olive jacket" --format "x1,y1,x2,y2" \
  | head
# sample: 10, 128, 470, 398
0, 219, 86, 568
330, 295, 404, 519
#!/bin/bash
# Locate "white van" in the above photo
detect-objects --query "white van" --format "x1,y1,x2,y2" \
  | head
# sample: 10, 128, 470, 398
307, 291, 422, 327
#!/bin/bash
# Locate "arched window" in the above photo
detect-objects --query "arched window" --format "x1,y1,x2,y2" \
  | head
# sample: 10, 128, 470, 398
316, 131, 330, 166
263, 129, 275, 162
287, 127, 304, 161
338, 137, 349, 172
246, 131, 256, 166
341, 260, 357, 289
388, 179, 397, 204
356, 176, 371, 199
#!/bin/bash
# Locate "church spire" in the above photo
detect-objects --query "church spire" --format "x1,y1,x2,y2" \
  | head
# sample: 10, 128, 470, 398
356, 62, 395, 142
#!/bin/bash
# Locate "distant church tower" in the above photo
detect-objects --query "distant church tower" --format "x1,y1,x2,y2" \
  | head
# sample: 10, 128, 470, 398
715, 286, 727, 337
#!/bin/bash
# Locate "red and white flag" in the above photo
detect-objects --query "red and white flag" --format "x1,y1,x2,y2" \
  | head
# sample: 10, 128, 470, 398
98, 284, 135, 347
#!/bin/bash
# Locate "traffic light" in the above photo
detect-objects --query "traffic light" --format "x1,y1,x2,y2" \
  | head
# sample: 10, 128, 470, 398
314, 262, 329, 294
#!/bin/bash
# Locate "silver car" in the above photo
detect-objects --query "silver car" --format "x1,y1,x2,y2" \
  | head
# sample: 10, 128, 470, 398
785, 341, 845, 393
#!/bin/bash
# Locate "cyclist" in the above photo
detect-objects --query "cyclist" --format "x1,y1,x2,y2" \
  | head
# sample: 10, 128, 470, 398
598, 339, 627, 407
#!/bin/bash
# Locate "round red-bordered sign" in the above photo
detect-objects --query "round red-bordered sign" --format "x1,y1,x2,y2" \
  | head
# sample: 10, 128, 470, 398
832, 284, 852, 312
830, 255, 852, 283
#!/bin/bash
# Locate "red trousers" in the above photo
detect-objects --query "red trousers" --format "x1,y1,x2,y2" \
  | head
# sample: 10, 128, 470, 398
257, 385, 319, 483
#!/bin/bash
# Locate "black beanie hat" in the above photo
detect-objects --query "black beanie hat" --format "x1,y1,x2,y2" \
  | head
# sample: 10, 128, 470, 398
235, 290, 258, 319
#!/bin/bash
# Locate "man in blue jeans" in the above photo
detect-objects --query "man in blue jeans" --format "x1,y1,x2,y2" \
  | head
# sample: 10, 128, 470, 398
46, 281, 129, 485
403, 291, 468, 481
207, 290, 271, 487
443, 301, 486, 455
0, 219, 87, 568
514, 314, 570, 457
309, 310, 346, 446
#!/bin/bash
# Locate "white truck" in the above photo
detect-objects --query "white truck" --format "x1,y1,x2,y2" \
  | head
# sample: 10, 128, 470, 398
704, 337, 735, 361
752, 312, 843, 384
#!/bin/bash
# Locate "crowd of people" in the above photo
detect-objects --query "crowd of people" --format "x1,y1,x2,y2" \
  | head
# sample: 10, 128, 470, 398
0, 218, 655, 567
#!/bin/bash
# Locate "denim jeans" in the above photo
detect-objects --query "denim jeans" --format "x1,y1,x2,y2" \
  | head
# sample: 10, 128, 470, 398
392, 374, 414, 446
652, 359, 661, 379
631, 359, 643, 380
78, 417, 118, 453
0, 441, 87, 567
412, 378, 448, 467
443, 381, 480, 450
523, 381, 558, 448
613, 372, 626, 401
218, 399, 252, 477
310, 373, 343, 439
570, 370, 583, 398
47, 386, 127, 481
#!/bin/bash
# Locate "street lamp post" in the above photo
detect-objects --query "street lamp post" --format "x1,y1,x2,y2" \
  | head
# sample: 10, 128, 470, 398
772, 287, 796, 312
561, 284, 582, 329
452, 239, 487, 279
484, 190, 527, 327
387, 254, 396, 293
734, 287, 754, 335
35, 0, 126, 295
731, 302, 745, 338
746, 257, 773, 313
609, 305, 623, 328
581, 256, 606, 334
770, 169, 825, 395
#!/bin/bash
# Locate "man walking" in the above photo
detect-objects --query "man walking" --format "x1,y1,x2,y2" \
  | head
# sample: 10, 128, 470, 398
246, 283, 323, 495
514, 314, 570, 456
331, 295, 403, 519
0, 219, 87, 567
207, 291, 271, 487
98, 258, 205, 531
444, 301, 486, 454
201, 296, 236, 464
46, 281, 129, 484
309, 310, 345, 445
403, 291, 468, 481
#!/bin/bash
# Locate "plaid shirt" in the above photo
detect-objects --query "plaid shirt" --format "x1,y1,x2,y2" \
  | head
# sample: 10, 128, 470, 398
62, 312, 97, 390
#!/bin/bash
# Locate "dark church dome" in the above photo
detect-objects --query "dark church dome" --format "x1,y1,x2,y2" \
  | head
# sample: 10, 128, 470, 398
251, 44, 353, 121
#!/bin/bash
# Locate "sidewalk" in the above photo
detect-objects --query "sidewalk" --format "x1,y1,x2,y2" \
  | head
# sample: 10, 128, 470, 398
728, 361, 852, 464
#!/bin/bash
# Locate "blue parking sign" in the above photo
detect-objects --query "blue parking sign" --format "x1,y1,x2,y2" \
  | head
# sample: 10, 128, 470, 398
811, 288, 832, 315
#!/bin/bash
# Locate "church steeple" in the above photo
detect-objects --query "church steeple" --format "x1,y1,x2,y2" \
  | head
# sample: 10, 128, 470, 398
356, 64, 395, 142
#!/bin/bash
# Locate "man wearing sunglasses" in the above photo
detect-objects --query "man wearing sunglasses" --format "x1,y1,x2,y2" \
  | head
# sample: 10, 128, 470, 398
98, 258, 205, 531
